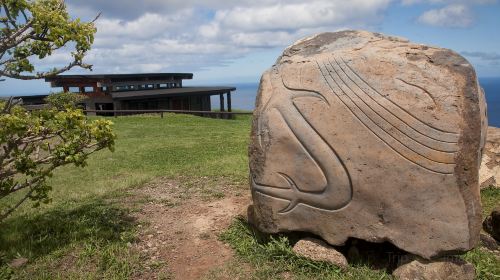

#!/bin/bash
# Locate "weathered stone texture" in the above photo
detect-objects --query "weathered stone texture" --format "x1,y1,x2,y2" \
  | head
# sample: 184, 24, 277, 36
480, 126, 500, 189
292, 238, 348, 268
392, 258, 476, 280
248, 30, 486, 259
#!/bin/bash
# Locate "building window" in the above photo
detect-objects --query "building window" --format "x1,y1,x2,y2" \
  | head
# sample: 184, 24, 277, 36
84, 86, 94, 93
115, 85, 127, 91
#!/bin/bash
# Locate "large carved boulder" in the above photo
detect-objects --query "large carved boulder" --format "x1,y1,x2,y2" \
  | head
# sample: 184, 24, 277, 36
248, 30, 487, 259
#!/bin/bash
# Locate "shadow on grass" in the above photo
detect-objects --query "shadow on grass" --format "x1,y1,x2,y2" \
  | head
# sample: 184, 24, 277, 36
220, 217, 397, 279
0, 199, 137, 264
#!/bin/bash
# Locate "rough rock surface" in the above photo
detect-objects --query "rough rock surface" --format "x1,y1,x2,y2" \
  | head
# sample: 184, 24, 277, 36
480, 126, 500, 189
480, 233, 499, 252
483, 207, 500, 241
292, 238, 348, 268
392, 258, 476, 280
248, 30, 486, 259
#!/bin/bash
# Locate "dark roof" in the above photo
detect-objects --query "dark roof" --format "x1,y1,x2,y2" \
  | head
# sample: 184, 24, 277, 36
111, 87, 236, 100
45, 73, 193, 82
13, 94, 48, 99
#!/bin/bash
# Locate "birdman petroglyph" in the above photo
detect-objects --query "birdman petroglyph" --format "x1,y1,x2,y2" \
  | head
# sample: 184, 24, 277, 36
248, 30, 486, 259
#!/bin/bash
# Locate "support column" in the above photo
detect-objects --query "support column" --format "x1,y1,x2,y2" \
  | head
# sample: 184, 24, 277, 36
227, 92, 232, 112
86, 101, 96, 116
219, 94, 225, 119
113, 100, 122, 117
227, 92, 232, 120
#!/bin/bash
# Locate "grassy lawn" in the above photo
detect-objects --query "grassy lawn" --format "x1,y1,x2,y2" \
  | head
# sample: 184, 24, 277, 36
0, 113, 499, 279
0, 114, 251, 279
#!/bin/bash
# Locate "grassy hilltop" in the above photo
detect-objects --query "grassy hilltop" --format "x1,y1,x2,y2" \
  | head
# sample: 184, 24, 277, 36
0, 114, 498, 279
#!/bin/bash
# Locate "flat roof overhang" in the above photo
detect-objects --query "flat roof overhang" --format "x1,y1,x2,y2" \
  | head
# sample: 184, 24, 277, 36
13, 94, 49, 99
111, 86, 236, 100
45, 73, 194, 87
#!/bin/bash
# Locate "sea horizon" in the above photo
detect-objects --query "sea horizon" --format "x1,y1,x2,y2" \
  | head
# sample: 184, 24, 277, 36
223, 77, 500, 127
2, 77, 499, 127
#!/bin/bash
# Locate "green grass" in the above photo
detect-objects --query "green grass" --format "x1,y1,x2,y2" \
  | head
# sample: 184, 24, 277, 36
219, 186, 500, 280
0, 113, 499, 279
1, 113, 251, 218
219, 218, 391, 280
481, 187, 500, 217
0, 197, 140, 279
0, 114, 252, 279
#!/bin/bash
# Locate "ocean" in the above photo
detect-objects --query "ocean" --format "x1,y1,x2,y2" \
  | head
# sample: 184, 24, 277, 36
480, 77, 500, 127
227, 77, 500, 127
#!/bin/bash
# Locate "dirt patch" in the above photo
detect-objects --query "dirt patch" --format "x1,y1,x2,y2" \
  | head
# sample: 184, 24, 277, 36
130, 177, 251, 279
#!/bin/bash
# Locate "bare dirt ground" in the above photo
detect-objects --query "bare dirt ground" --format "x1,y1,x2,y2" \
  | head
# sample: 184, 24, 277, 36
129, 177, 251, 279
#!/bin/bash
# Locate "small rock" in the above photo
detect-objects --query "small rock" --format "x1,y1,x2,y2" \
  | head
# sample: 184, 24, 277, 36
8, 258, 28, 268
292, 238, 348, 268
393, 257, 475, 280
483, 207, 500, 241
480, 233, 499, 251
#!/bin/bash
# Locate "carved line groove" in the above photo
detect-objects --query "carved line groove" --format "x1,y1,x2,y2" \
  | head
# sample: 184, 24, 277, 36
339, 57, 459, 139
252, 68, 353, 213
395, 78, 437, 106
316, 59, 455, 174
325, 58, 456, 161
333, 57, 457, 152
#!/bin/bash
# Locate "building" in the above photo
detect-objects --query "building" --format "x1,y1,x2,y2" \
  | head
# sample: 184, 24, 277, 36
17, 73, 236, 116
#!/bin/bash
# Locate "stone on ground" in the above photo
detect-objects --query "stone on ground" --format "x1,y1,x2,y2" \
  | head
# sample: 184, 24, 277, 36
248, 30, 486, 259
292, 238, 348, 268
480, 126, 500, 189
483, 206, 500, 241
8, 258, 28, 268
480, 233, 499, 252
392, 258, 476, 280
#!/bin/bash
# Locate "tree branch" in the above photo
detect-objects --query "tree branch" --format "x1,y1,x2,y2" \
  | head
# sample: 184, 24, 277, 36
0, 187, 36, 222
1, 3, 18, 29
0, 58, 92, 80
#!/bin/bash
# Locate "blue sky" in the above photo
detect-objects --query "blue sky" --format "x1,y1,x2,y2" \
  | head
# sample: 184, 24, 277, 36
1, 0, 499, 96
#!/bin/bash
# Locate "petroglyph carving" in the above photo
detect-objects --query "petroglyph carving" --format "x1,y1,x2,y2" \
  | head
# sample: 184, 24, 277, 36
318, 56, 459, 174
252, 65, 352, 213
248, 31, 486, 259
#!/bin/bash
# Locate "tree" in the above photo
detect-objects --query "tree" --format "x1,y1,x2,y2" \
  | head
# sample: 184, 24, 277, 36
0, 96, 115, 221
1, 0, 97, 79
0, 1, 114, 222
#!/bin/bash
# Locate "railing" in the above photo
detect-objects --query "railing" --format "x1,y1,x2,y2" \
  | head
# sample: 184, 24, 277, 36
83, 109, 254, 119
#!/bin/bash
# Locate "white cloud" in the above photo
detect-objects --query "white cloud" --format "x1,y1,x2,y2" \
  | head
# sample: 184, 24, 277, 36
462, 51, 500, 65
406, 0, 497, 28
417, 4, 473, 27
402, 0, 496, 5
59, 0, 396, 74
205, 0, 391, 32
35, 0, 495, 76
